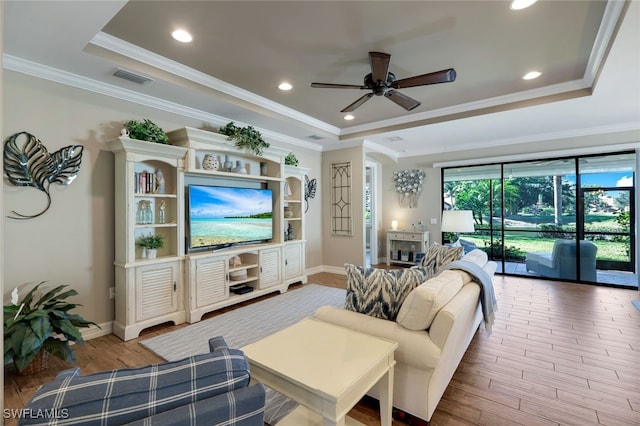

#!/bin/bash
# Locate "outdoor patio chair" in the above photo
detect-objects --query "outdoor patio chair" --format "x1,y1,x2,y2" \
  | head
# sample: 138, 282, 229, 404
525, 239, 598, 281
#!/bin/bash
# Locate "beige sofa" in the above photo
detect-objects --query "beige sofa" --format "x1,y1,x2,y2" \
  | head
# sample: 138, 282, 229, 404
315, 249, 496, 423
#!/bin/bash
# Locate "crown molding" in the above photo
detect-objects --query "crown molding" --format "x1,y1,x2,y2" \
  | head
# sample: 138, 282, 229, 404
2, 54, 323, 152
433, 139, 640, 169
342, 2, 628, 138
90, 32, 340, 136
427, 121, 640, 161
584, 0, 628, 84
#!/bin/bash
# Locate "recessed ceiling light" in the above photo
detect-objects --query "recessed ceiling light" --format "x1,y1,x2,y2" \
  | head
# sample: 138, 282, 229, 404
523, 71, 542, 80
344, 114, 355, 121
172, 29, 192, 43
510, 0, 538, 10
278, 82, 292, 91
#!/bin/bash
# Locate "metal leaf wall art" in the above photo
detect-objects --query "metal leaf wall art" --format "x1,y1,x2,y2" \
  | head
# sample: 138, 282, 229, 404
3, 132, 84, 219
304, 174, 317, 213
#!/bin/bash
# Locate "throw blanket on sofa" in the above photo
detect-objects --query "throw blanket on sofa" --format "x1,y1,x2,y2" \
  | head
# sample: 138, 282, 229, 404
441, 259, 497, 334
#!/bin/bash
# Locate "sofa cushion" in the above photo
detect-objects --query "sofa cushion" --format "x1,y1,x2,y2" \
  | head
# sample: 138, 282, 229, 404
396, 270, 465, 330
419, 243, 463, 276
461, 248, 488, 267
344, 264, 428, 321
315, 305, 441, 370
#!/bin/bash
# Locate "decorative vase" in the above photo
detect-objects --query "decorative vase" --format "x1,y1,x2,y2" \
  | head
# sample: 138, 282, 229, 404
202, 154, 219, 170
147, 249, 158, 260
223, 155, 233, 171
284, 206, 294, 218
18, 350, 49, 376
260, 162, 268, 176
232, 160, 246, 174
155, 170, 166, 194
141, 247, 147, 259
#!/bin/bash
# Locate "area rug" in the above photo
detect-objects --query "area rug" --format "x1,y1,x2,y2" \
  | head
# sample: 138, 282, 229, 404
140, 284, 346, 425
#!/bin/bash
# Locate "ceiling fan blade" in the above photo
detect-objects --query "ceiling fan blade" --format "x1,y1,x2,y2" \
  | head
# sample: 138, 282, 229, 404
341, 93, 374, 112
392, 68, 457, 89
369, 51, 391, 83
310, 82, 365, 89
384, 90, 421, 111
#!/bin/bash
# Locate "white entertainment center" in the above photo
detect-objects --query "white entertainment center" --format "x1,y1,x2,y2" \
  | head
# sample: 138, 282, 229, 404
109, 127, 308, 340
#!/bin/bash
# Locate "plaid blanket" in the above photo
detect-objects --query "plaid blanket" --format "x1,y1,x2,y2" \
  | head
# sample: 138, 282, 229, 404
20, 338, 265, 425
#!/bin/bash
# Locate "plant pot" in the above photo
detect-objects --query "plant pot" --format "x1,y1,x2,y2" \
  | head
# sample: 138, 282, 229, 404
18, 350, 49, 375
147, 249, 158, 260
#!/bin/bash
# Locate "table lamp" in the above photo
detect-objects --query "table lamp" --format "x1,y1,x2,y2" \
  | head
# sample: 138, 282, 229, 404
441, 210, 475, 243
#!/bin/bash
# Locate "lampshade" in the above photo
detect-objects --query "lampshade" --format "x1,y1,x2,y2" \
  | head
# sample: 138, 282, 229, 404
441, 210, 475, 233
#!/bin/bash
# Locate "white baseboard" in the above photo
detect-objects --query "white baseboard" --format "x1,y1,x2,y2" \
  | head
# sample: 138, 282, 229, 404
81, 321, 113, 341
305, 265, 346, 276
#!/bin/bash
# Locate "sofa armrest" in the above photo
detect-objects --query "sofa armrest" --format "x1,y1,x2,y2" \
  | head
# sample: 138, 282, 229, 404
122, 383, 266, 426
21, 347, 252, 425
314, 306, 441, 370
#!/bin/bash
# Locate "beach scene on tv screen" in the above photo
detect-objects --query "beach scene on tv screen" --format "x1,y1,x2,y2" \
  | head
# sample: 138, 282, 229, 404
189, 186, 273, 248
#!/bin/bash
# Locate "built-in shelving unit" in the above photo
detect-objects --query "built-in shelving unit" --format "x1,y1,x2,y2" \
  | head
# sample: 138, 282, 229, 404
108, 138, 188, 341
109, 128, 309, 339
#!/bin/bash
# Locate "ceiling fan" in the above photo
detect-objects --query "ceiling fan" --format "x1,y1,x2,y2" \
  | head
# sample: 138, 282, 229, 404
310, 52, 456, 113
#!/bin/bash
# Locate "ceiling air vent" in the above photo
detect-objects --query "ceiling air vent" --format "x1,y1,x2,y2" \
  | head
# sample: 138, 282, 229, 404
113, 68, 153, 85
384, 136, 404, 142
307, 135, 325, 140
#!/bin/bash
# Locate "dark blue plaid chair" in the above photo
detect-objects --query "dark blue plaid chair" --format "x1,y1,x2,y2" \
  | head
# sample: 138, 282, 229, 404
19, 337, 265, 425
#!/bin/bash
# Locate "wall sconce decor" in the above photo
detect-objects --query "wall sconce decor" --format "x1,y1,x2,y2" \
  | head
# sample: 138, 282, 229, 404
393, 169, 425, 208
3, 131, 84, 219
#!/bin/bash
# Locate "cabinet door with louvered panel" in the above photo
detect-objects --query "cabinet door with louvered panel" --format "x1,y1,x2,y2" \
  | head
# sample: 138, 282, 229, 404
284, 242, 303, 280
259, 247, 282, 289
195, 256, 228, 307
135, 262, 179, 322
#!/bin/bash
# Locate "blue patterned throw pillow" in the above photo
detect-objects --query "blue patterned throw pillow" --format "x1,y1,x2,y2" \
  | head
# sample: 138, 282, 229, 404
419, 243, 463, 276
344, 264, 428, 320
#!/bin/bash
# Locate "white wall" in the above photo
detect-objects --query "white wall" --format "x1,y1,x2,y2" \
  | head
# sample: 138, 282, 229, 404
321, 146, 366, 270
2, 71, 323, 326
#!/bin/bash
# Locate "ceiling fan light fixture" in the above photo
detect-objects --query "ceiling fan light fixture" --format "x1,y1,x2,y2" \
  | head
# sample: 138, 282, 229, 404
510, 0, 538, 10
523, 71, 542, 80
171, 29, 193, 43
344, 114, 355, 121
278, 82, 293, 91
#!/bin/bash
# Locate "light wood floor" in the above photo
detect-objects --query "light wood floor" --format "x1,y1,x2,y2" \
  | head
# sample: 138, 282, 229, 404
4, 273, 640, 425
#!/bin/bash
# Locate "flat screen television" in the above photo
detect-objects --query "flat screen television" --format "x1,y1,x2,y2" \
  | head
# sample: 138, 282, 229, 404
187, 184, 273, 252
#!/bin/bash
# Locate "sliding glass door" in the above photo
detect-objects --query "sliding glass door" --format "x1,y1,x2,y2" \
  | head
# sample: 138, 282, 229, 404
579, 154, 635, 285
442, 151, 637, 288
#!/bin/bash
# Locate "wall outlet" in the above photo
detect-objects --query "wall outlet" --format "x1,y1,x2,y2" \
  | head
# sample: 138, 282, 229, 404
430, 218, 437, 225
109, 287, 116, 299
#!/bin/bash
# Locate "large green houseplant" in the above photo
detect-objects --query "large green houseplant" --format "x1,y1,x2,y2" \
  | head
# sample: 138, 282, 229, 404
4, 282, 97, 373
219, 122, 270, 156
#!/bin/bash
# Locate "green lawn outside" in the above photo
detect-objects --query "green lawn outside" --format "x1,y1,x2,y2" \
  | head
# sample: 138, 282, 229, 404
461, 234, 630, 262
457, 212, 630, 262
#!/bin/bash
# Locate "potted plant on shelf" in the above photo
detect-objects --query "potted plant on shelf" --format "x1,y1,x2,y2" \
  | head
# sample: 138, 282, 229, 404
219, 122, 270, 156
136, 234, 165, 259
285, 152, 299, 166
4, 282, 98, 374
123, 119, 169, 144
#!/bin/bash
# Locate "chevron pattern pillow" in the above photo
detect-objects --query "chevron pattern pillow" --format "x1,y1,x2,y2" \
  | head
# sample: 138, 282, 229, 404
419, 243, 463, 276
344, 264, 428, 320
